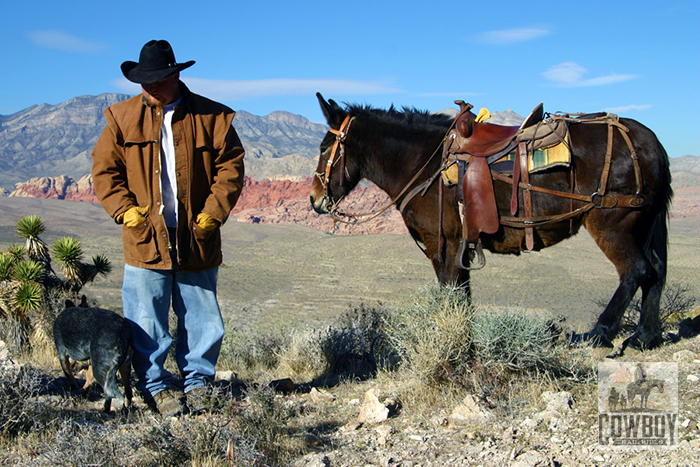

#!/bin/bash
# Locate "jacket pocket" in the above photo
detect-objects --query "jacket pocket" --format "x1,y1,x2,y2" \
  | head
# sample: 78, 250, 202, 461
189, 223, 221, 268
123, 220, 161, 263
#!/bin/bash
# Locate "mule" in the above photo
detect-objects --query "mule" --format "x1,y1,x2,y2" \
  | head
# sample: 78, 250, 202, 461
310, 93, 673, 350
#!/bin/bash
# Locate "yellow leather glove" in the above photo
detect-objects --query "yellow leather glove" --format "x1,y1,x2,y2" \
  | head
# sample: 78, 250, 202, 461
118, 205, 150, 227
475, 108, 491, 123
196, 213, 219, 231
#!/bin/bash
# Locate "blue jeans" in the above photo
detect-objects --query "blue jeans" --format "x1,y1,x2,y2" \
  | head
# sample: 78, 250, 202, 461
122, 263, 224, 398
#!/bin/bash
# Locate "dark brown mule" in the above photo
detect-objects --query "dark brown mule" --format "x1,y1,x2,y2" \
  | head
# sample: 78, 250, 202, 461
310, 94, 673, 351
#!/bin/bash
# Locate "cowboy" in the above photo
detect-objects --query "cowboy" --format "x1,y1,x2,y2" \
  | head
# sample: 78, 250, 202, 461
91, 39, 245, 416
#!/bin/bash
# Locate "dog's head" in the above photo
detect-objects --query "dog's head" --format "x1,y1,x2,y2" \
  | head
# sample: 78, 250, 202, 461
64, 295, 89, 309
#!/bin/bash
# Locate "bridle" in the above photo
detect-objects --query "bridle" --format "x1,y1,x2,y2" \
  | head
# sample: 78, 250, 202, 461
317, 115, 355, 204
315, 112, 460, 225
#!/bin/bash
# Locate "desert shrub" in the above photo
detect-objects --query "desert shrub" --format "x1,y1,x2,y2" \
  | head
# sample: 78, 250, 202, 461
31, 421, 136, 467
271, 303, 394, 386
231, 384, 303, 466
470, 307, 561, 372
0, 366, 53, 439
219, 326, 289, 378
383, 284, 474, 386
274, 327, 327, 382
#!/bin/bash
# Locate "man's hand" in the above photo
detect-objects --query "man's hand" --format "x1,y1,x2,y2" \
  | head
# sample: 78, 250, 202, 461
118, 205, 150, 227
196, 213, 219, 231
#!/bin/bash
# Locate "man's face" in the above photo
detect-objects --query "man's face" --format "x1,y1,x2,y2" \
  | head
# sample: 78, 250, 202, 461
141, 73, 180, 105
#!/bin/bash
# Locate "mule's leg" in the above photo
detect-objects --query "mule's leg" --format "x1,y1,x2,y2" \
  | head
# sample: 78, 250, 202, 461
585, 213, 656, 346
622, 246, 665, 350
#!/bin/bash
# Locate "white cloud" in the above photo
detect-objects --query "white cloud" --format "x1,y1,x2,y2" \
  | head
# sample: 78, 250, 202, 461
27, 30, 106, 53
542, 62, 638, 87
479, 27, 551, 45
111, 77, 403, 101
603, 104, 652, 113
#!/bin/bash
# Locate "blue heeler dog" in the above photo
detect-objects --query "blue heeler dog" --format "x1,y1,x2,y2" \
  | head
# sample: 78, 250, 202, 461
53, 296, 133, 413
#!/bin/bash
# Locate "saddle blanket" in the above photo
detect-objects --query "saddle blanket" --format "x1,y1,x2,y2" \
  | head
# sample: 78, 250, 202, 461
497, 140, 571, 173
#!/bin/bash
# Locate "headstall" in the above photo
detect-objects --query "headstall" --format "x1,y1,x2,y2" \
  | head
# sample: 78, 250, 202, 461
320, 115, 355, 201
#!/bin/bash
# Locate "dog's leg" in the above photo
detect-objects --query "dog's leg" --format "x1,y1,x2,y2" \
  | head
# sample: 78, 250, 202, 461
82, 364, 95, 394
59, 354, 79, 390
118, 361, 132, 408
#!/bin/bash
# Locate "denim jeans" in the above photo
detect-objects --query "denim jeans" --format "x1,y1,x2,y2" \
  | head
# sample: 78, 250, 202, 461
122, 263, 224, 398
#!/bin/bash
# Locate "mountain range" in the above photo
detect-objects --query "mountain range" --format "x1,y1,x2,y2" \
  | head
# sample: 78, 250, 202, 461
0, 93, 329, 192
0, 93, 532, 193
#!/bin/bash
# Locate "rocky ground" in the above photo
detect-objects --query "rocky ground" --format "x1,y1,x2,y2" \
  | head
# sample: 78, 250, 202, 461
2, 335, 699, 467
289, 346, 700, 467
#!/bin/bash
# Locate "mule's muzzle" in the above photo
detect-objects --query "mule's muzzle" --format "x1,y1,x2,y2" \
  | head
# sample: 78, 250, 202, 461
310, 194, 329, 214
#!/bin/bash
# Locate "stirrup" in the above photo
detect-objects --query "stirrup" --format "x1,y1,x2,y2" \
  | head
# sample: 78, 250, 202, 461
456, 238, 486, 270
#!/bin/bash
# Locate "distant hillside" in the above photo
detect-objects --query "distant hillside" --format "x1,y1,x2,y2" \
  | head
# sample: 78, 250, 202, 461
669, 154, 700, 174
0, 94, 128, 190
0, 94, 328, 191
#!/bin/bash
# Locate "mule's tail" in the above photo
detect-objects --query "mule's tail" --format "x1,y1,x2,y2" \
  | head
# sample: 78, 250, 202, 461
644, 144, 673, 281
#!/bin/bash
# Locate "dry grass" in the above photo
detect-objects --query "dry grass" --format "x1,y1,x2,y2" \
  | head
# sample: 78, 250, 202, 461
1, 198, 699, 465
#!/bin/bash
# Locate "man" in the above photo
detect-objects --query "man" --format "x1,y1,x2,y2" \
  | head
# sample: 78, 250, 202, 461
91, 40, 245, 416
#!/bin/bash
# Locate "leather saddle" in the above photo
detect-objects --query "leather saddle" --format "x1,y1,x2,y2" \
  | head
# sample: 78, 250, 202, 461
444, 101, 568, 266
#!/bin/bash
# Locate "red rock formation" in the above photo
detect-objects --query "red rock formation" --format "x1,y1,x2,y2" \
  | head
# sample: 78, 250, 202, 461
7, 174, 408, 235
9, 175, 98, 202
10, 172, 700, 236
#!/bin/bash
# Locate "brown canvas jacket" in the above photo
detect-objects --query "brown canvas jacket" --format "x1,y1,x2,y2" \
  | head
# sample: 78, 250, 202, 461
91, 82, 245, 271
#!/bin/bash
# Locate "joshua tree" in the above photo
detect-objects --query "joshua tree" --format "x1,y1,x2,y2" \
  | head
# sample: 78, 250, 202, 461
0, 215, 112, 355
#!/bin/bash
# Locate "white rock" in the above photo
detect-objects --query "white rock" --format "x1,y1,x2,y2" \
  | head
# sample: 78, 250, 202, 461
358, 389, 389, 425
449, 395, 495, 424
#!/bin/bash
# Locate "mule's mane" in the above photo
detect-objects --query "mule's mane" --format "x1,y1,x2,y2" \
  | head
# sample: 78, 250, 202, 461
344, 102, 453, 131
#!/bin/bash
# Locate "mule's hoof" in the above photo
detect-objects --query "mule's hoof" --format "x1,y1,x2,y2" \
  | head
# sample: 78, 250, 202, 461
570, 331, 614, 348
605, 347, 624, 359
624, 332, 663, 351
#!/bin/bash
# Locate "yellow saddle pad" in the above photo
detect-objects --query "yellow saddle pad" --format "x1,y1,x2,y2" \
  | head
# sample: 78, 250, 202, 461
497, 140, 570, 173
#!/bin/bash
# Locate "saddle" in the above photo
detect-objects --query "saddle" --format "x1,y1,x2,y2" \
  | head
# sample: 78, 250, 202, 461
443, 101, 569, 265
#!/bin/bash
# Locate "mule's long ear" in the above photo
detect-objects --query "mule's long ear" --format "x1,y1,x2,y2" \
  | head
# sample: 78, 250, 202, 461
317, 92, 346, 129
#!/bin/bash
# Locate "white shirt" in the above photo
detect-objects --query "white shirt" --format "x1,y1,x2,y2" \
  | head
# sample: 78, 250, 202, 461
160, 99, 181, 228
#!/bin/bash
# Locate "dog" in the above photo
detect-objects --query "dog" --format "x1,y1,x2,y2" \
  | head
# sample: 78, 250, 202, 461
53, 296, 133, 413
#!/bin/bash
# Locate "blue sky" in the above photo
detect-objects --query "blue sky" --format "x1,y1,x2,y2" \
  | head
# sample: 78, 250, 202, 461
1, 0, 697, 157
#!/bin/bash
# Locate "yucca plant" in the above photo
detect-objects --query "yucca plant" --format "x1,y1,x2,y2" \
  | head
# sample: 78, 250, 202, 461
0, 216, 112, 355
16, 215, 51, 268
14, 282, 43, 314
81, 253, 113, 284
5, 244, 26, 263
50, 237, 111, 292
51, 236, 83, 287
0, 254, 14, 281
11, 260, 44, 284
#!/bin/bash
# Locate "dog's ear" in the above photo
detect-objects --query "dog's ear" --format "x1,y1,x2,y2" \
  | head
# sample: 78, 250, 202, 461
79, 295, 89, 308
65, 299, 76, 308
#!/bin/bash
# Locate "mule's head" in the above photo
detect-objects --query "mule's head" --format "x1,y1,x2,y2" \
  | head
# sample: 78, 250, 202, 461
310, 93, 363, 214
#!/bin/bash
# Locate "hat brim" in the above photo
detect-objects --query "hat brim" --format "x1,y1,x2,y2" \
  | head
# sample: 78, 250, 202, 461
121, 60, 195, 85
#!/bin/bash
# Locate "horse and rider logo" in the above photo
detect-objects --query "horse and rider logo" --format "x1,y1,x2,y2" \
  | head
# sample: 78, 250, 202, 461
598, 362, 678, 448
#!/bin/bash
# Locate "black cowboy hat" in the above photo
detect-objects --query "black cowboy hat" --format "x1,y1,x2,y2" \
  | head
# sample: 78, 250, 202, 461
121, 40, 195, 85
